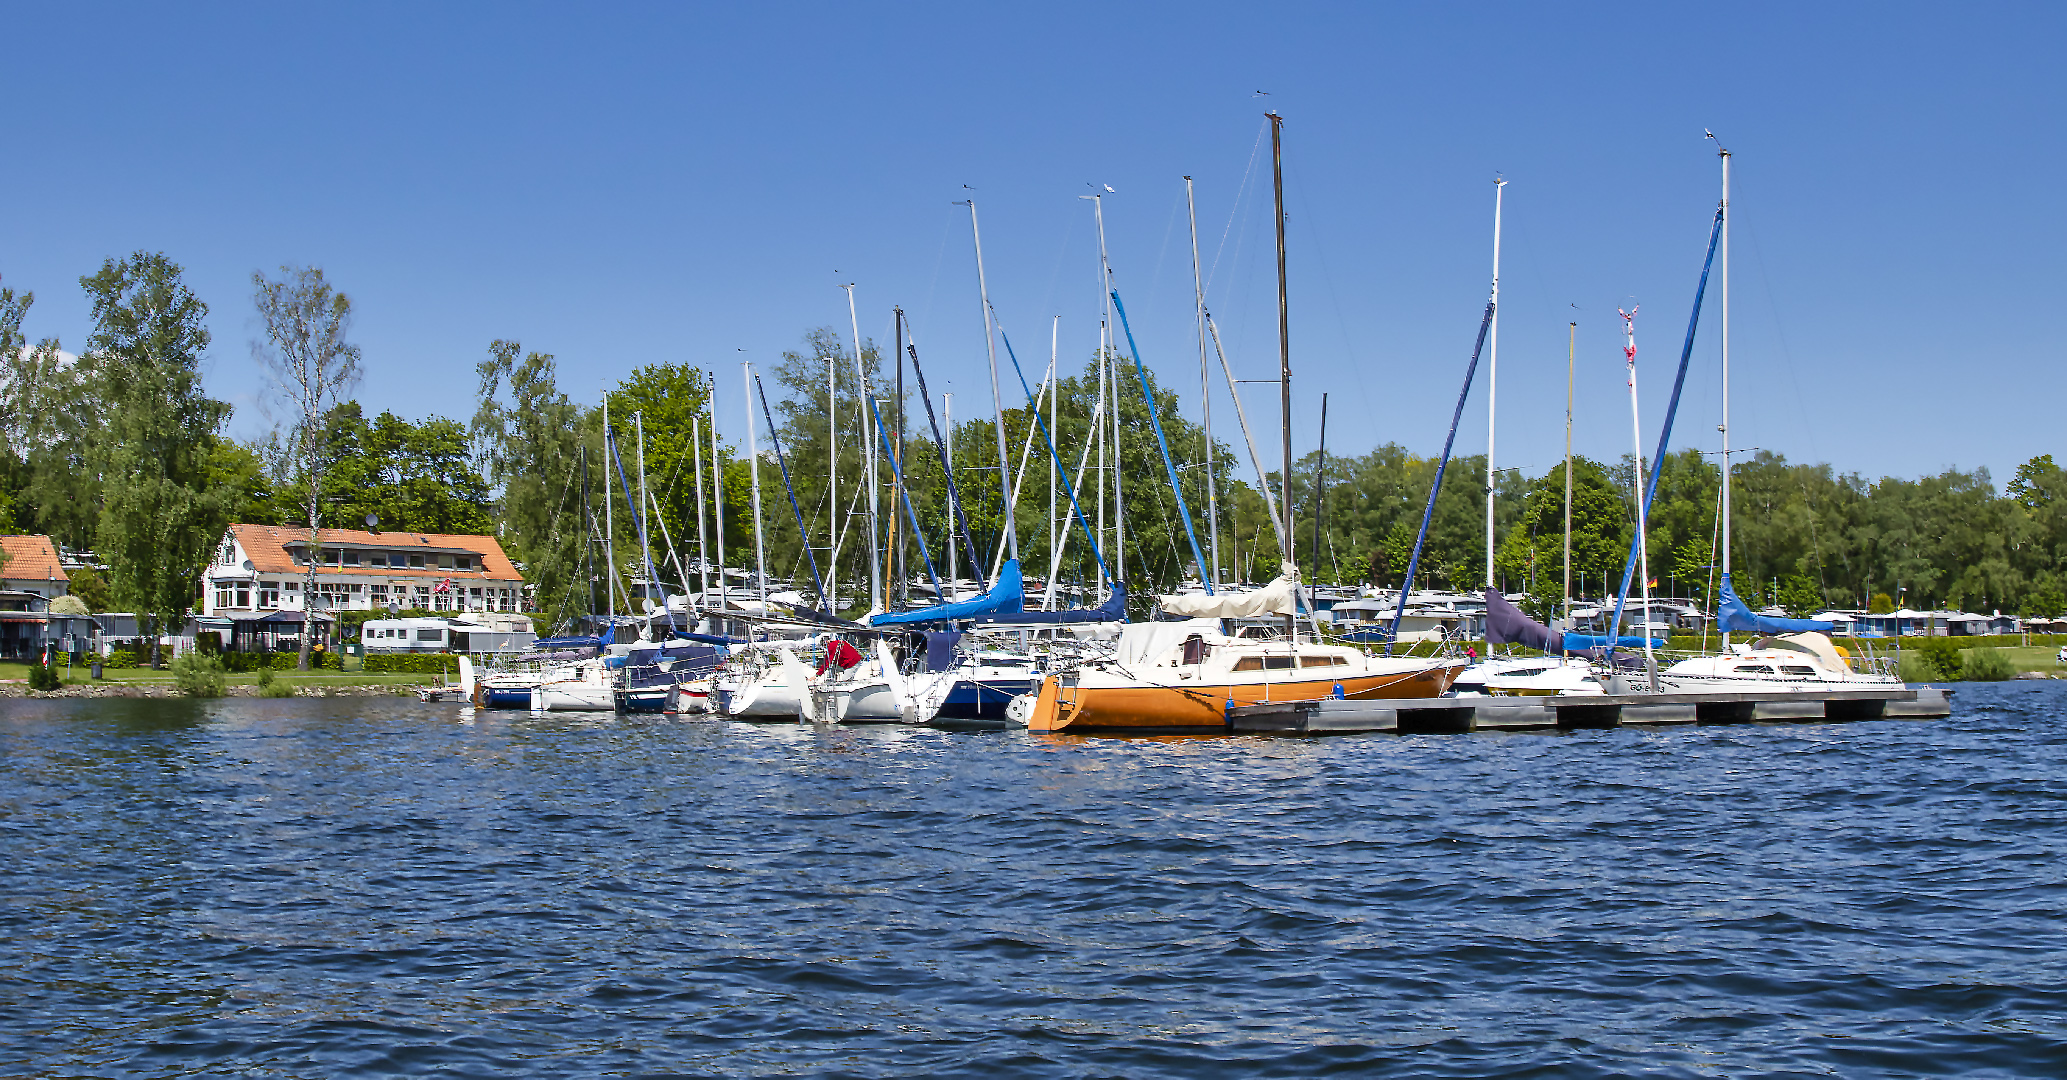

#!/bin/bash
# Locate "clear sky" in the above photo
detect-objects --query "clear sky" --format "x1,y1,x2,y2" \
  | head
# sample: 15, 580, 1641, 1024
2, 3, 2058, 486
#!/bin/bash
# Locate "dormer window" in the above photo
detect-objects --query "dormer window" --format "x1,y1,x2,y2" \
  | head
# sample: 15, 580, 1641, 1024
409, 555, 424, 569
370, 553, 388, 567
343, 551, 360, 566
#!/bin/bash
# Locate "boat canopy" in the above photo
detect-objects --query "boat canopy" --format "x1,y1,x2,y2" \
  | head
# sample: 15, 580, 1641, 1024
1159, 563, 1301, 619
1717, 573, 1834, 635
1752, 632, 1848, 672
970, 580, 1125, 625
1115, 618, 1221, 667
870, 559, 1024, 626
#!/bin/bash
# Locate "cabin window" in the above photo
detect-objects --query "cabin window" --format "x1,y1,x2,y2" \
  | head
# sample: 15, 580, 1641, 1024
1502, 668, 1547, 678
1780, 665, 1817, 676
1734, 664, 1775, 674
1299, 655, 1346, 669
1231, 655, 1301, 671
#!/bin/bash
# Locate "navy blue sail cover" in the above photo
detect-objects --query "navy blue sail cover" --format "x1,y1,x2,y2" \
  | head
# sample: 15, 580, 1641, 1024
1485, 589, 1563, 653
970, 580, 1126, 625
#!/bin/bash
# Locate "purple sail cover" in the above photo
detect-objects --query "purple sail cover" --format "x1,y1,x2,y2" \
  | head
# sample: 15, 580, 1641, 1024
1485, 589, 1564, 653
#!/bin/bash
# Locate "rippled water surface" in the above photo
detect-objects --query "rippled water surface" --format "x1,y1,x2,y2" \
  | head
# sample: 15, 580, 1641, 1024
4, 685, 2066, 1077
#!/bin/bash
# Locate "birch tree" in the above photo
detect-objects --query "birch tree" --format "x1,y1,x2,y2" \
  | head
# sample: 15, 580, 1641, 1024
253, 266, 361, 670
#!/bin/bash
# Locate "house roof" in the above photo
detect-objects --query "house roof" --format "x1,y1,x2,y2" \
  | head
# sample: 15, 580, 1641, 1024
0, 535, 69, 583
227, 524, 524, 583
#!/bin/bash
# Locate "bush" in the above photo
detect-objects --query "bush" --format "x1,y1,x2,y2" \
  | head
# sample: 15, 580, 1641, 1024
1962, 647, 2015, 682
256, 666, 296, 697
1897, 651, 1939, 683
196, 631, 223, 655
103, 649, 138, 669
1914, 637, 1965, 681
171, 652, 227, 697
364, 653, 460, 675
27, 662, 61, 691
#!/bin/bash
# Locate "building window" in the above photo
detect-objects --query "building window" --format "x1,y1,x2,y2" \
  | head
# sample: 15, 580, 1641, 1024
370, 553, 387, 567
235, 585, 251, 608
456, 556, 474, 570
409, 555, 425, 568
217, 539, 237, 567
343, 551, 360, 566
214, 584, 232, 610
260, 582, 280, 607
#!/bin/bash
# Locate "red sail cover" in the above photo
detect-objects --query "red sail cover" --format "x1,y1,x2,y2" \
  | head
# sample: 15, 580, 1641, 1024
1485, 589, 1564, 653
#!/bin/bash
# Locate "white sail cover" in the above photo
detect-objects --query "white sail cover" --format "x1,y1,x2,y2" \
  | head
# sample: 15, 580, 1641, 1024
1158, 562, 1302, 619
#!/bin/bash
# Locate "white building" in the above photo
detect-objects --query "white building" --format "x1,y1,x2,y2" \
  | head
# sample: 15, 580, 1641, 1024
202, 524, 528, 619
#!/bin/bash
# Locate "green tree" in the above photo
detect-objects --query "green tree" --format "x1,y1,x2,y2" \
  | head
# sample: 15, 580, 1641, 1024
604, 361, 720, 598
473, 341, 591, 629
84, 252, 234, 667
253, 266, 362, 670
67, 563, 113, 613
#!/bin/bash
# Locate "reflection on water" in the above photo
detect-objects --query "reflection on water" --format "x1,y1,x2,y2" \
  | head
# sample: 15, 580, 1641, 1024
3, 686, 2066, 1077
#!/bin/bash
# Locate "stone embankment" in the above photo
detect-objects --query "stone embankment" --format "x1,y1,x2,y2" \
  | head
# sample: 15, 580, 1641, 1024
0, 682, 417, 698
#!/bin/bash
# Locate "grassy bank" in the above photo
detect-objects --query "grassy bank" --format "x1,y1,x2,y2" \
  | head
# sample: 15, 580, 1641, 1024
0, 661, 441, 688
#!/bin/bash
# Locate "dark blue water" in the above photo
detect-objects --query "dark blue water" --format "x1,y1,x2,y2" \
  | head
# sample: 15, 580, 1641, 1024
3, 685, 2064, 1078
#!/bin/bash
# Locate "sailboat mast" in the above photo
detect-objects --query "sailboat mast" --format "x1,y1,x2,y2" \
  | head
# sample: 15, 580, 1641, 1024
1313, 393, 1327, 582
1186, 175, 1220, 590
964, 199, 1017, 576
1048, 315, 1060, 610
743, 361, 767, 609
1564, 322, 1575, 625
944, 392, 956, 595
1270, 111, 1294, 642
845, 283, 881, 612
692, 414, 709, 600
1718, 145, 1733, 648
893, 307, 907, 610
1090, 193, 1122, 590
710, 416, 724, 611
603, 396, 615, 619
636, 408, 656, 608
1623, 308, 1658, 689
1486, 177, 1505, 596
825, 334, 838, 613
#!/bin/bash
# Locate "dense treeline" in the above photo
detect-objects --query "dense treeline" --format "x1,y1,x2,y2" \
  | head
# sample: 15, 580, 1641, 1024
7, 255, 2065, 635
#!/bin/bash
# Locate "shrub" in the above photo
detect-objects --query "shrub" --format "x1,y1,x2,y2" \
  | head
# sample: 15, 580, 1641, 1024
364, 653, 459, 675
171, 652, 227, 697
103, 649, 138, 669
196, 631, 223, 655
1914, 637, 1965, 681
1961, 647, 2015, 682
28, 662, 61, 691
1897, 651, 1939, 683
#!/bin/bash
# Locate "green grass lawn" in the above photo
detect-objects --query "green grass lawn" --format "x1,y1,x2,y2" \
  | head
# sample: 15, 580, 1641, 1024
1960, 645, 2063, 673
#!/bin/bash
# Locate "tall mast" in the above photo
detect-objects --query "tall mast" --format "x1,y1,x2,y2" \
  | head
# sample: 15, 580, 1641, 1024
710, 414, 724, 610
602, 395, 616, 620
743, 360, 767, 609
844, 283, 881, 612
581, 444, 595, 622
692, 414, 709, 599
963, 199, 1016, 578
1623, 308, 1657, 689
1718, 143, 1733, 648
1486, 177, 1506, 596
944, 392, 956, 595
1270, 111, 1294, 642
1090, 193, 1122, 590
1186, 175, 1220, 589
1564, 321, 1575, 624
636, 408, 655, 609
824, 332, 838, 612
1049, 315, 1060, 609
1313, 393, 1327, 582
893, 306, 907, 609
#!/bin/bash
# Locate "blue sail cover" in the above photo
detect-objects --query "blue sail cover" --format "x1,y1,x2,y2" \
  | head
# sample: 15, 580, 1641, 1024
1562, 633, 1668, 652
970, 580, 1126, 625
1716, 573, 1833, 635
1485, 589, 1563, 653
871, 559, 1025, 626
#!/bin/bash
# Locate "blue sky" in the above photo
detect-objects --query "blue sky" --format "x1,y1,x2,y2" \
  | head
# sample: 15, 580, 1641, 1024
2, 3, 2057, 485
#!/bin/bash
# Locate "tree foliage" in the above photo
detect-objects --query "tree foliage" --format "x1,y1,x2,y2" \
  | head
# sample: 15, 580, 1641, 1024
83, 252, 233, 665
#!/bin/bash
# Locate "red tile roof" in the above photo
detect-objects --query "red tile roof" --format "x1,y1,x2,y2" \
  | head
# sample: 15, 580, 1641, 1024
228, 524, 524, 582
0, 535, 68, 583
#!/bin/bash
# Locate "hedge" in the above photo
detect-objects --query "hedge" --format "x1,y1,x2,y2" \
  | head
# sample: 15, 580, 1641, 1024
364, 653, 461, 674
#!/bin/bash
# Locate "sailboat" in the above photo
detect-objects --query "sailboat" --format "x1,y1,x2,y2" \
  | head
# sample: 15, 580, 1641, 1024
1025, 113, 1464, 734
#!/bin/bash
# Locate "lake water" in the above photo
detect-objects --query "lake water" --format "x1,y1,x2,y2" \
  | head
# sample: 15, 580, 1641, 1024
3, 684, 2064, 1077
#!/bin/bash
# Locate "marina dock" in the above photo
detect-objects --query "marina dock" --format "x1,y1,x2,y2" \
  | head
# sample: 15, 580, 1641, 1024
1227, 687, 1954, 735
